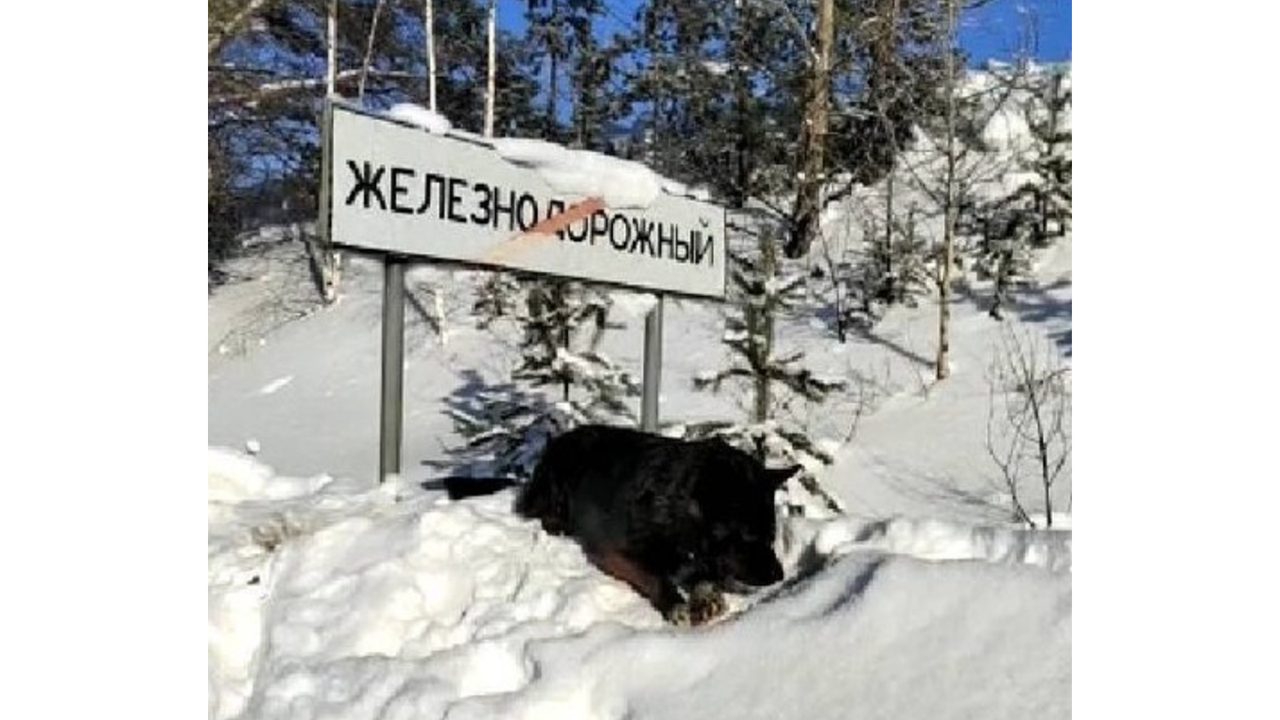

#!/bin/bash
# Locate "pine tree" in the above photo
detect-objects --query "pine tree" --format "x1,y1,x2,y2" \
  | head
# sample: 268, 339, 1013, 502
849, 195, 931, 327
692, 220, 846, 513
472, 272, 522, 328
828, 0, 949, 187
564, 0, 618, 150
970, 64, 1071, 320
514, 280, 638, 416
448, 278, 640, 478
1022, 65, 1072, 244
625, 1, 734, 190
972, 205, 1035, 320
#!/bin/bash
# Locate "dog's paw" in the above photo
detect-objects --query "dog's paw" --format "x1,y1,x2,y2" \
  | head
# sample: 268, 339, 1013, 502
664, 583, 729, 627
665, 602, 694, 627
687, 582, 728, 626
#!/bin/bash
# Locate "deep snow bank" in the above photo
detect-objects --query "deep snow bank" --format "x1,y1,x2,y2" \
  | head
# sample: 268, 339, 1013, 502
209, 448, 1070, 720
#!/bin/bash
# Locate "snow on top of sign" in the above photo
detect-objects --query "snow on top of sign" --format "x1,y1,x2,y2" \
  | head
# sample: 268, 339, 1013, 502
385, 103, 453, 134
492, 137, 665, 210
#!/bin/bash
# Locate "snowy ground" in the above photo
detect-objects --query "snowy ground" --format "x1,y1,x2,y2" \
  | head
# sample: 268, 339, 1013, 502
209, 70, 1071, 720
210, 447, 1069, 720
208, 230, 1071, 525
207, 224, 1071, 719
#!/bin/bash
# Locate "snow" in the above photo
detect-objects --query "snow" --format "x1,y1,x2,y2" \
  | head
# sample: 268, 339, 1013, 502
209, 449, 1068, 720
609, 290, 660, 318
659, 177, 714, 201
702, 60, 731, 76
209, 67, 1071, 720
492, 137, 665, 209
381, 97, 704, 215
384, 103, 453, 134
259, 375, 293, 395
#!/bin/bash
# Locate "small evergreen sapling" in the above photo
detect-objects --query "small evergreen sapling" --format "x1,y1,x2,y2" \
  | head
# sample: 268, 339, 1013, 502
446, 278, 639, 479
693, 222, 846, 514
1022, 66, 1072, 244
844, 198, 932, 330
971, 201, 1036, 320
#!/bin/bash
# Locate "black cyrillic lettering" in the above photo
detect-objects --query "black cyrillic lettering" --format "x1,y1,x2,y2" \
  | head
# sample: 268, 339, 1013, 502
608, 214, 632, 250
656, 223, 677, 260
493, 189, 517, 231
590, 211, 609, 246
516, 193, 539, 231
390, 167, 415, 214
674, 232, 691, 262
345, 161, 386, 210
566, 216, 590, 243
630, 219, 655, 256
546, 200, 567, 239
447, 177, 468, 223
693, 233, 715, 265
417, 173, 445, 215
470, 182, 492, 226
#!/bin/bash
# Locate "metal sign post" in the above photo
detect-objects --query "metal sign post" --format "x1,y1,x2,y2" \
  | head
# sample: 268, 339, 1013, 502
641, 295, 664, 432
379, 256, 407, 483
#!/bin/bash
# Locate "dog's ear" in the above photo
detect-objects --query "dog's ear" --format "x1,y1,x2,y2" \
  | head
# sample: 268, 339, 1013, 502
764, 465, 802, 489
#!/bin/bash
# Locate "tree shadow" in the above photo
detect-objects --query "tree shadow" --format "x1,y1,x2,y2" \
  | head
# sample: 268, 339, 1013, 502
1014, 279, 1072, 358
878, 469, 1018, 525
954, 277, 1073, 359
810, 302, 935, 369
419, 369, 505, 472
850, 324, 935, 369
419, 369, 562, 488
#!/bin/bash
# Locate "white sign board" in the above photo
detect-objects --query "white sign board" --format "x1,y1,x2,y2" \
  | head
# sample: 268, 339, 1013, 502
321, 101, 727, 299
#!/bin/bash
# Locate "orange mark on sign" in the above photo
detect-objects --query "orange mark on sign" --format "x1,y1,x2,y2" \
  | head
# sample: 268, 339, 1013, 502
482, 196, 606, 265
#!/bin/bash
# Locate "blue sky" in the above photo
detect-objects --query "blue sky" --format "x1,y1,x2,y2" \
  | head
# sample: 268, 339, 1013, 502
959, 0, 1071, 63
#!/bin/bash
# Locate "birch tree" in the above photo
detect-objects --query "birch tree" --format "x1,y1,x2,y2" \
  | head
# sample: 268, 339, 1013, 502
484, 0, 496, 137
935, 0, 958, 379
425, 0, 437, 109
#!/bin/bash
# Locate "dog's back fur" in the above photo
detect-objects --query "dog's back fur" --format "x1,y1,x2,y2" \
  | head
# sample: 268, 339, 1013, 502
516, 424, 797, 624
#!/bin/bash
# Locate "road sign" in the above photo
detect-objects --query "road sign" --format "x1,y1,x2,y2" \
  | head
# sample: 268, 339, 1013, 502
321, 100, 727, 299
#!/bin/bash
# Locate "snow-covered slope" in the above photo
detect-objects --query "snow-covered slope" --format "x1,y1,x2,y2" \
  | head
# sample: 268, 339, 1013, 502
208, 230, 1070, 521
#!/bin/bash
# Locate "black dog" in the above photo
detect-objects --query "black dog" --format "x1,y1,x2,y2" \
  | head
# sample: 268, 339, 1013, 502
511, 424, 797, 625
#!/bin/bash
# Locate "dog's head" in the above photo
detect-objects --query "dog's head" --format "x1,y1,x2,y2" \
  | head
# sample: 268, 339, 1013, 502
692, 445, 799, 588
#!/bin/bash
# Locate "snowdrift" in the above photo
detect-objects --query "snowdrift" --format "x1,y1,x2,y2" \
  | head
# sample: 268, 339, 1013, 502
209, 449, 1070, 720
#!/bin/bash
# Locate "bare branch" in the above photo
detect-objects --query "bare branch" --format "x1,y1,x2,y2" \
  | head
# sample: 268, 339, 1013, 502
986, 327, 1071, 526
209, 0, 281, 59
210, 68, 421, 107
357, 0, 390, 101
